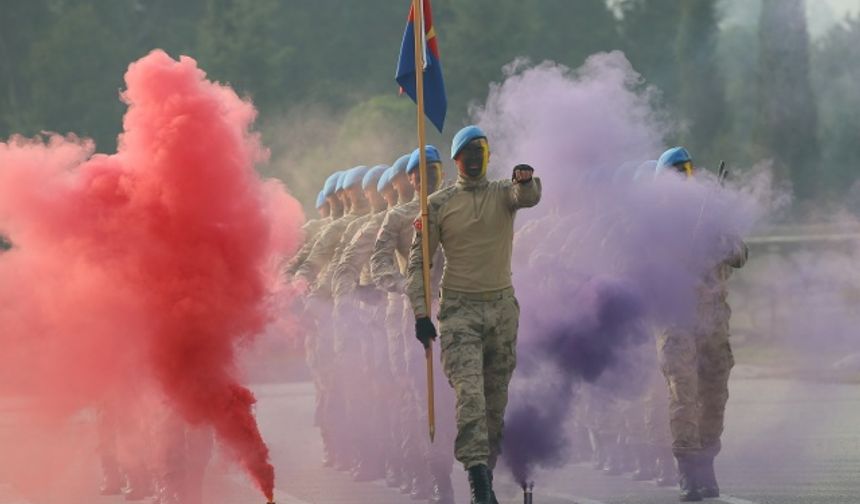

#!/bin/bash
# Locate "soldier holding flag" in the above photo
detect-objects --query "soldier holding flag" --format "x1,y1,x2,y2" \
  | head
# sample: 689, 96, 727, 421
406, 125, 541, 504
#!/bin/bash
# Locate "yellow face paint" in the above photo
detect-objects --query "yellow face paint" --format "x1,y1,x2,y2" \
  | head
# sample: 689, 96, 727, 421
429, 162, 443, 192
456, 138, 490, 178
677, 161, 693, 178
479, 138, 489, 177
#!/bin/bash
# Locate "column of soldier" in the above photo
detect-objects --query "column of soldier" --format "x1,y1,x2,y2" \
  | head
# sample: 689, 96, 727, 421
285, 148, 458, 503
287, 131, 744, 504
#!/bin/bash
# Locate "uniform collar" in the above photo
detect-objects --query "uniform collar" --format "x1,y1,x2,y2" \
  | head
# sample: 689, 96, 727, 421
349, 204, 371, 217
456, 175, 489, 191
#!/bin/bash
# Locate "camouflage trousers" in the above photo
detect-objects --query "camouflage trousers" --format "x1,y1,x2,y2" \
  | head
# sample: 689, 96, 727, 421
385, 293, 424, 466
624, 349, 671, 449
438, 287, 519, 469
657, 303, 734, 456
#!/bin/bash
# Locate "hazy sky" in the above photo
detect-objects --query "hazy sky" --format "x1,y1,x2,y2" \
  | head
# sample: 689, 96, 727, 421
607, 0, 859, 38
719, 0, 860, 37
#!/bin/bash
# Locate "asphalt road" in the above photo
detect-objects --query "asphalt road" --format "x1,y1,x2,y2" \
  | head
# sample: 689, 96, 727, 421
2, 375, 860, 504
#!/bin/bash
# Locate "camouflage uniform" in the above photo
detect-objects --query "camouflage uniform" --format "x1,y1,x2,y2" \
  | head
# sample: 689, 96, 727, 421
287, 215, 331, 422
294, 210, 359, 466
658, 240, 747, 456
371, 196, 432, 489
407, 175, 541, 469
330, 208, 385, 474
304, 206, 370, 468
285, 217, 329, 277
622, 357, 673, 481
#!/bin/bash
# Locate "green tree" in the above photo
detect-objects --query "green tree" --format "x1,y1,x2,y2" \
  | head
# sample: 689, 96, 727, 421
433, 0, 534, 126
618, 0, 681, 110
0, 0, 52, 135
755, 0, 820, 199
523, 0, 620, 68
812, 15, 860, 195
717, 22, 759, 169
675, 0, 726, 161
24, 2, 136, 149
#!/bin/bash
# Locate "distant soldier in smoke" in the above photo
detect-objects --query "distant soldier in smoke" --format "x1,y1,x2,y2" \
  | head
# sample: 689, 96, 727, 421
285, 190, 331, 277
291, 170, 347, 468
95, 400, 152, 501
152, 412, 213, 504
620, 159, 677, 487
371, 154, 431, 497
372, 148, 456, 502
654, 147, 748, 502
407, 125, 541, 504
328, 164, 389, 482
301, 165, 372, 474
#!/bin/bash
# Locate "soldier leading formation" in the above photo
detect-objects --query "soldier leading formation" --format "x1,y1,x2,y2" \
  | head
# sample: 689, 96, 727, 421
272, 127, 743, 504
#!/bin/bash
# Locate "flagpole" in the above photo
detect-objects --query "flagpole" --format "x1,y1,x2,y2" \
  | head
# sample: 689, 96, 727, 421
412, 0, 436, 443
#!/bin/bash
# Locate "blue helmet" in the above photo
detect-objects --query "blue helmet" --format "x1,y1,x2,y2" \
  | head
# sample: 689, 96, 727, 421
655, 147, 692, 175
363, 164, 389, 191
633, 160, 658, 182
342, 165, 370, 189
377, 166, 396, 193
612, 160, 640, 185
407, 145, 442, 174
451, 125, 487, 159
323, 171, 344, 197
315, 190, 326, 209
391, 154, 410, 177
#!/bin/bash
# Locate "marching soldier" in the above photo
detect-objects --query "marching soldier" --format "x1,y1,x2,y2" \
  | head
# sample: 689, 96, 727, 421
406, 125, 541, 504
285, 190, 330, 277
654, 147, 748, 502
293, 170, 347, 468
372, 149, 451, 502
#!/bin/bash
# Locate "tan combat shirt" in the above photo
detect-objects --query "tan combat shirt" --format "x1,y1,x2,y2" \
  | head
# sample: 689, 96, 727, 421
285, 217, 329, 276
407, 175, 542, 318
295, 210, 363, 293
312, 207, 371, 297
370, 198, 420, 293
332, 211, 388, 299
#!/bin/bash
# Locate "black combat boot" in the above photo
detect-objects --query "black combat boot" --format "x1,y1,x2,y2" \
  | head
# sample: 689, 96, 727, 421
352, 456, 385, 482
321, 431, 336, 468
676, 454, 702, 502
428, 458, 455, 504
602, 434, 623, 476
488, 468, 499, 504
429, 475, 455, 504
385, 459, 404, 489
589, 429, 606, 471
410, 468, 434, 501
631, 443, 657, 481
655, 450, 679, 487
467, 464, 492, 504
99, 468, 123, 495
654, 457, 678, 487
697, 454, 719, 498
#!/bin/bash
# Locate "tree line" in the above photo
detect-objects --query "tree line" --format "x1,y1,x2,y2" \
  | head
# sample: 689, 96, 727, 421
1, 0, 857, 202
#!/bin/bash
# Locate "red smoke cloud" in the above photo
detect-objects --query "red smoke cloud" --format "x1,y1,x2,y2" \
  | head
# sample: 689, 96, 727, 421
0, 50, 303, 500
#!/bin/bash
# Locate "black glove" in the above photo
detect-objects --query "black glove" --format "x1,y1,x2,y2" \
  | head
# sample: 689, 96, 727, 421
512, 164, 534, 183
415, 316, 437, 349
